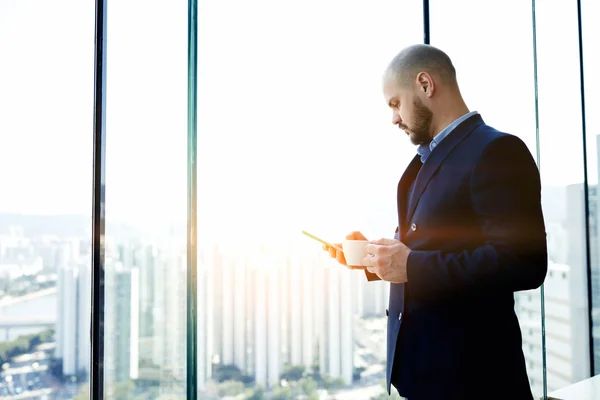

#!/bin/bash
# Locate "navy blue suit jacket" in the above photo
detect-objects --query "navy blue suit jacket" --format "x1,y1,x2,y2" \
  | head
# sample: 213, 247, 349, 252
366, 114, 547, 399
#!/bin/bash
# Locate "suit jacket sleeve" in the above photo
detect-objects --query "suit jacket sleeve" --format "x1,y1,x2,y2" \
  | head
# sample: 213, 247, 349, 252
406, 135, 548, 300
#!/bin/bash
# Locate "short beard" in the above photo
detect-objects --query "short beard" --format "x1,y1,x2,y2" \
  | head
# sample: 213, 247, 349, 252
400, 97, 433, 146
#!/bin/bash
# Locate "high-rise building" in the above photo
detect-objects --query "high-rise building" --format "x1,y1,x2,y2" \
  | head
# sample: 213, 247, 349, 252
318, 264, 354, 385
565, 183, 592, 383
288, 257, 316, 369
199, 242, 355, 389
138, 244, 157, 340
136, 243, 160, 383
593, 134, 600, 371
155, 244, 186, 396
358, 278, 389, 319
55, 239, 90, 378
220, 252, 235, 367
517, 182, 594, 393
56, 264, 77, 375
104, 261, 138, 388
197, 247, 215, 390
76, 261, 91, 374
517, 262, 576, 393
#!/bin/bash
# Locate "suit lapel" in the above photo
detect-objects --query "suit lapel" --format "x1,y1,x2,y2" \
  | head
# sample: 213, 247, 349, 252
406, 114, 484, 223
397, 155, 421, 237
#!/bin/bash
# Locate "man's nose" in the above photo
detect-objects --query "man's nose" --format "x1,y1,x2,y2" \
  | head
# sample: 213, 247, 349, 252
392, 114, 402, 125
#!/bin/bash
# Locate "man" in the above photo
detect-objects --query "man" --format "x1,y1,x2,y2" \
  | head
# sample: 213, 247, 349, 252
325, 44, 547, 399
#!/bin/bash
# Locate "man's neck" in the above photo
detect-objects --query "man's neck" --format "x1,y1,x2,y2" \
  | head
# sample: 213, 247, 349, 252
430, 104, 471, 138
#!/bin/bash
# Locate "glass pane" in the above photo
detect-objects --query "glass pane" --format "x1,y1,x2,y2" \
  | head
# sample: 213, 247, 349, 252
197, 0, 422, 398
430, 0, 545, 397
104, 1, 188, 398
582, 0, 600, 379
0, 1, 93, 398
536, 0, 592, 393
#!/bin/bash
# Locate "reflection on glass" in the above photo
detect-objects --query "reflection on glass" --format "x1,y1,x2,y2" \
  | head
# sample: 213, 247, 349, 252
0, 1, 93, 398
196, 0, 421, 398
429, 0, 544, 396
104, 1, 188, 398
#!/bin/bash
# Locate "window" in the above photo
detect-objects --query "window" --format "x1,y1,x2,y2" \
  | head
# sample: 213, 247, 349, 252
5, 1, 600, 398
536, 0, 592, 392
581, 0, 600, 379
430, 0, 543, 395
0, 1, 94, 398
196, 0, 421, 398
103, 1, 188, 398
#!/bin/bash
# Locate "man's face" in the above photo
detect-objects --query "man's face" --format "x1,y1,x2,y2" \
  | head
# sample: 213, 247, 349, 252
383, 77, 433, 146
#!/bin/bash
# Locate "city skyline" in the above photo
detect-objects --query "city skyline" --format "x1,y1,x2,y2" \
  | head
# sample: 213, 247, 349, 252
2, 0, 600, 398
0, 192, 590, 398
0, 216, 393, 398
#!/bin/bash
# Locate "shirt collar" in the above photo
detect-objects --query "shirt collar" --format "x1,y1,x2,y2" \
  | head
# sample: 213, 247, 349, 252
417, 111, 479, 163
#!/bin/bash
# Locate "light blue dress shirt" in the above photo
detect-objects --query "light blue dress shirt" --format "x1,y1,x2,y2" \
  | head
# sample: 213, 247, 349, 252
416, 111, 479, 163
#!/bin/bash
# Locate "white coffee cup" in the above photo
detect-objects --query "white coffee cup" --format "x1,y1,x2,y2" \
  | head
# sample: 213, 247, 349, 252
342, 240, 369, 267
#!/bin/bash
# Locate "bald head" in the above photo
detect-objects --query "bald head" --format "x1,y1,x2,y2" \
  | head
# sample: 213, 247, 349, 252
382, 44, 470, 146
385, 44, 457, 89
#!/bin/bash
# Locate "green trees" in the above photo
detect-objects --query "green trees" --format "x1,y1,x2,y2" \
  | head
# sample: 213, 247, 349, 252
245, 386, 265, 400
113, 380, 136, 399
214, 364, 254, 385
299, 376, 317, 396
280, 364, 305, 382
0, 328, 54, 366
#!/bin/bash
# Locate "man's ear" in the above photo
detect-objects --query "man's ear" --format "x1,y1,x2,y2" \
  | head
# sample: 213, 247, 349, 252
416, 72, 434, 98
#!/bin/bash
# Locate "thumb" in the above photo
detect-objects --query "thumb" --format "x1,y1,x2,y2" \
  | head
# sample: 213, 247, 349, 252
346, 231, 367, 240
369, 238, 397, 245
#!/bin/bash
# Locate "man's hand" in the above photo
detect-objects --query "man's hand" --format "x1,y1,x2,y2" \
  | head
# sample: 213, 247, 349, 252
323, 231, 368, 270
363, 238, 411, 283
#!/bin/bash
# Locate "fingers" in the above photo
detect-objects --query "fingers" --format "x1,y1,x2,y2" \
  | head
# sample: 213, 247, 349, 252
365, 243, 390, 257
322, 243, 339, 256
362, 250, 386, 275
323, 243, 347, 266
348, 265, 366, 270
325, 243, 342, 256
328, 246, 336, 258
365, 256, 379, 275
336, 250, 347, 266
365, 259, 383, 277
323, 236, 370, 271
369, 238, 396, 246
346, 231, 367, 241
362, 254, 376, 268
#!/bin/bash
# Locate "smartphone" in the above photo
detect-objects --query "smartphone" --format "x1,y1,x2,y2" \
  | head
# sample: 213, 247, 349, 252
301, 230, 343, 252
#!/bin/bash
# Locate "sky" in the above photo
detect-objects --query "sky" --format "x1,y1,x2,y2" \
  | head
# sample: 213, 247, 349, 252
0, 0, 598, 242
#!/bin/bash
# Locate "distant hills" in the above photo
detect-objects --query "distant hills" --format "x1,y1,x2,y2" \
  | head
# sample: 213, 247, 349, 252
0, 213, 91, 237
0, 213, 144, 239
